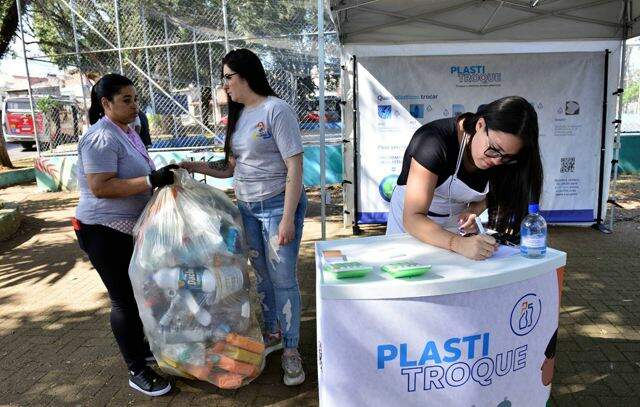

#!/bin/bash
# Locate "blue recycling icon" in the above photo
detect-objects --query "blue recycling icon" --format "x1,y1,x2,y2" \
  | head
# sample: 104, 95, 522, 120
378, 105, 392, 119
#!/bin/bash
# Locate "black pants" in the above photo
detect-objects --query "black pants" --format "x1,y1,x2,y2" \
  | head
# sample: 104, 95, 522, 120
75, 222, 147, 373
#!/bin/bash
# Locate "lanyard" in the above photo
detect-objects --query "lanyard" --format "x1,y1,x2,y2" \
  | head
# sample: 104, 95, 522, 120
103, 116, 155, 171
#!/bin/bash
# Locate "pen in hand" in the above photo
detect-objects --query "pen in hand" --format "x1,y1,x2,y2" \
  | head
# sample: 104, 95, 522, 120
475, 217, 499, 252
475, 217, 486, 235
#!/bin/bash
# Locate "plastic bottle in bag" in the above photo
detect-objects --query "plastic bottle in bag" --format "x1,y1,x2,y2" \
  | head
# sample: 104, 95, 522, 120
154, 267, 216, 292
137, 225, 174, 270
162, 326, 210, 344
216, 295, 251, 333
154, 266, 243, 302
159, 295, 180, 327
211, 266, 244, 303
182, 290, 213, 326
161, 342, 206, 366
221, 224, 242, 254
182, 231, 225, 265
141, 276, 168, 315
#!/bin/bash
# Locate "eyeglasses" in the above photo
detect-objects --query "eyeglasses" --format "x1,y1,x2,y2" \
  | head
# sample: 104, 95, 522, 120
484, 128, 518, 164
222, 73, 238, 85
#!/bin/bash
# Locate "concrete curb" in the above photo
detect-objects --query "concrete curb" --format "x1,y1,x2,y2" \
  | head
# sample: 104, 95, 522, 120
0, 168, 36, 188
0, 200, 22, 241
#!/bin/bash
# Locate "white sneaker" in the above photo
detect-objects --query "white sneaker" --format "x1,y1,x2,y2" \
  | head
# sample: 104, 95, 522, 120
282, 350, 305, 386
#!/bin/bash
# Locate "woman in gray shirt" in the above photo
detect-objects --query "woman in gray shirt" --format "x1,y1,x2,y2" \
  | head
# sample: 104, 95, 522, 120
181, 49, 307, 386
74, 73, 177, 396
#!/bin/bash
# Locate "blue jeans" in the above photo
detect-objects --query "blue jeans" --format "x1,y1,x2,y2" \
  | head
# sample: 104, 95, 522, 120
237, 190, 307, 349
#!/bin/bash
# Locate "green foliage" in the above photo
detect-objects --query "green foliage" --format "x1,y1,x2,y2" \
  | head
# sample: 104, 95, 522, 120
27, 0, 338, 113
147, 113, 162, 130
229, 0, 316, 37
623, 82, 640, 106
35, 96, 63, 113
0, 0, 25, 61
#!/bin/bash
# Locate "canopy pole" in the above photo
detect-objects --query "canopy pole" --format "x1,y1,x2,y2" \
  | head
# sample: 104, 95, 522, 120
592, 49, 612, 234
351, 55, 361, 235
608, 1, 630, 231
318, 0, 327, 240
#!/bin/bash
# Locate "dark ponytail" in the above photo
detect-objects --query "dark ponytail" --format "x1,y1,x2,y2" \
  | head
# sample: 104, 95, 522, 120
88, 73, 134, 125
456, 96, 543, 237
221, 49, 277, 162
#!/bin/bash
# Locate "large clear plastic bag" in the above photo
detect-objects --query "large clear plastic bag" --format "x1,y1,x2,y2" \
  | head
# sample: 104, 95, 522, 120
129, 169, 264, 389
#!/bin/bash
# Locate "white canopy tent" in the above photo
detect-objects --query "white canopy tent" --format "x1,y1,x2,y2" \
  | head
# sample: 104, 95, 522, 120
324, 0, 638, 234
331, 0, 637, 43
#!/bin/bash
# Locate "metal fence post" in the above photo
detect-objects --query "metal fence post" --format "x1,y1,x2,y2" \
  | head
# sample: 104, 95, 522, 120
163, 15, 176, 136
222, 0, 230, 53
193, 28, 203, 127
208, 43, 216, 129
113, 0, 124, 73
318, 0, 327, 240
16, 0, 42, 156
609, 4, 630, 231
70, 0, 89, 128
140, 4, 157, 113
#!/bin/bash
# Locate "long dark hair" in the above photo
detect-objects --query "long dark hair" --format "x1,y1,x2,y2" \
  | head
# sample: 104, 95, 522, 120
457, 96, 543, 237
221, 48, 277, 161
88, 73, 134, 125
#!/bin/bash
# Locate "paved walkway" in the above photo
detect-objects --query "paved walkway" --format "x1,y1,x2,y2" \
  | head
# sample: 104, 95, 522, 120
0, 181, 639, 406
6, 142, 37, 163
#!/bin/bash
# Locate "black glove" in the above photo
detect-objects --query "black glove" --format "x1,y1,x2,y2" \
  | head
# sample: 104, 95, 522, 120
149, 164, 179, 189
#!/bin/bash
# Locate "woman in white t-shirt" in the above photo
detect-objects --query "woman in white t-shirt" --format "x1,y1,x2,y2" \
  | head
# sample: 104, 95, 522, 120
180, 49, 307, 386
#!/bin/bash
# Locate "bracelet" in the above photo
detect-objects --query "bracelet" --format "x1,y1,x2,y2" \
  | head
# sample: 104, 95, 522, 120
146, 175, 152, 188
448, 234, 456, 252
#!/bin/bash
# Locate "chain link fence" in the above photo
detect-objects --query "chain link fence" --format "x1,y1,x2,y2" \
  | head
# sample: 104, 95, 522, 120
621, 43, 640, 134
20, 0, 340, 156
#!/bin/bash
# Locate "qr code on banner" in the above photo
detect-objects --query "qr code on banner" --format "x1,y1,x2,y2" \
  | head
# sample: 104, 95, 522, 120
560, 157, 575, 173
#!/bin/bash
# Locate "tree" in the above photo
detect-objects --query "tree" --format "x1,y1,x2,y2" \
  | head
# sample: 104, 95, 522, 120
0, 0, 28, 60
622, 81, 640, 111
10, 0, 339, 140
0, 0, 30, 168
0, 134, 13, 169
27, 0, 336, 84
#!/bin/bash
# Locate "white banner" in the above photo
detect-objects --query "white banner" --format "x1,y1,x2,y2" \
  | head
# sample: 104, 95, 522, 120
356, 52, 604, 224
317, 270, 560, 406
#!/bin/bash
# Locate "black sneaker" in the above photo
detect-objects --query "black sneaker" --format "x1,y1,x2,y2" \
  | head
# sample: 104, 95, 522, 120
129, 367, 171, 397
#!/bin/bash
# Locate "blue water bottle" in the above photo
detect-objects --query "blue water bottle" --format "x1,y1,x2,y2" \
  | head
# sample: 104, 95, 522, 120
520, 203, 547, 258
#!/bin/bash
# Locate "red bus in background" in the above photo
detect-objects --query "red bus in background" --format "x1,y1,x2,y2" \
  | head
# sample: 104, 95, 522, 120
2, 97, 80, 150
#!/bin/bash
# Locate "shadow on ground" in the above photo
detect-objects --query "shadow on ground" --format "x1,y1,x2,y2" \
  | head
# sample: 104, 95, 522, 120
1, 182, 639, 405
0, 194, 83, 289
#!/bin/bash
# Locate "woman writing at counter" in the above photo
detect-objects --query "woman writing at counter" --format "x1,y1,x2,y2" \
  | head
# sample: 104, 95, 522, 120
386, 96, 543, 260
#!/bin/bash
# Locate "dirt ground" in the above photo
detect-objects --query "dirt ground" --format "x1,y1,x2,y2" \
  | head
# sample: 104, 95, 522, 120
0, 157, 37, 173
611, 175, 640, 222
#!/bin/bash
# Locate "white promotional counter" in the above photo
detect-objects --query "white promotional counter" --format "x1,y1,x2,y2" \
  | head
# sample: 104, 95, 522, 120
315, 233, 566, 407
